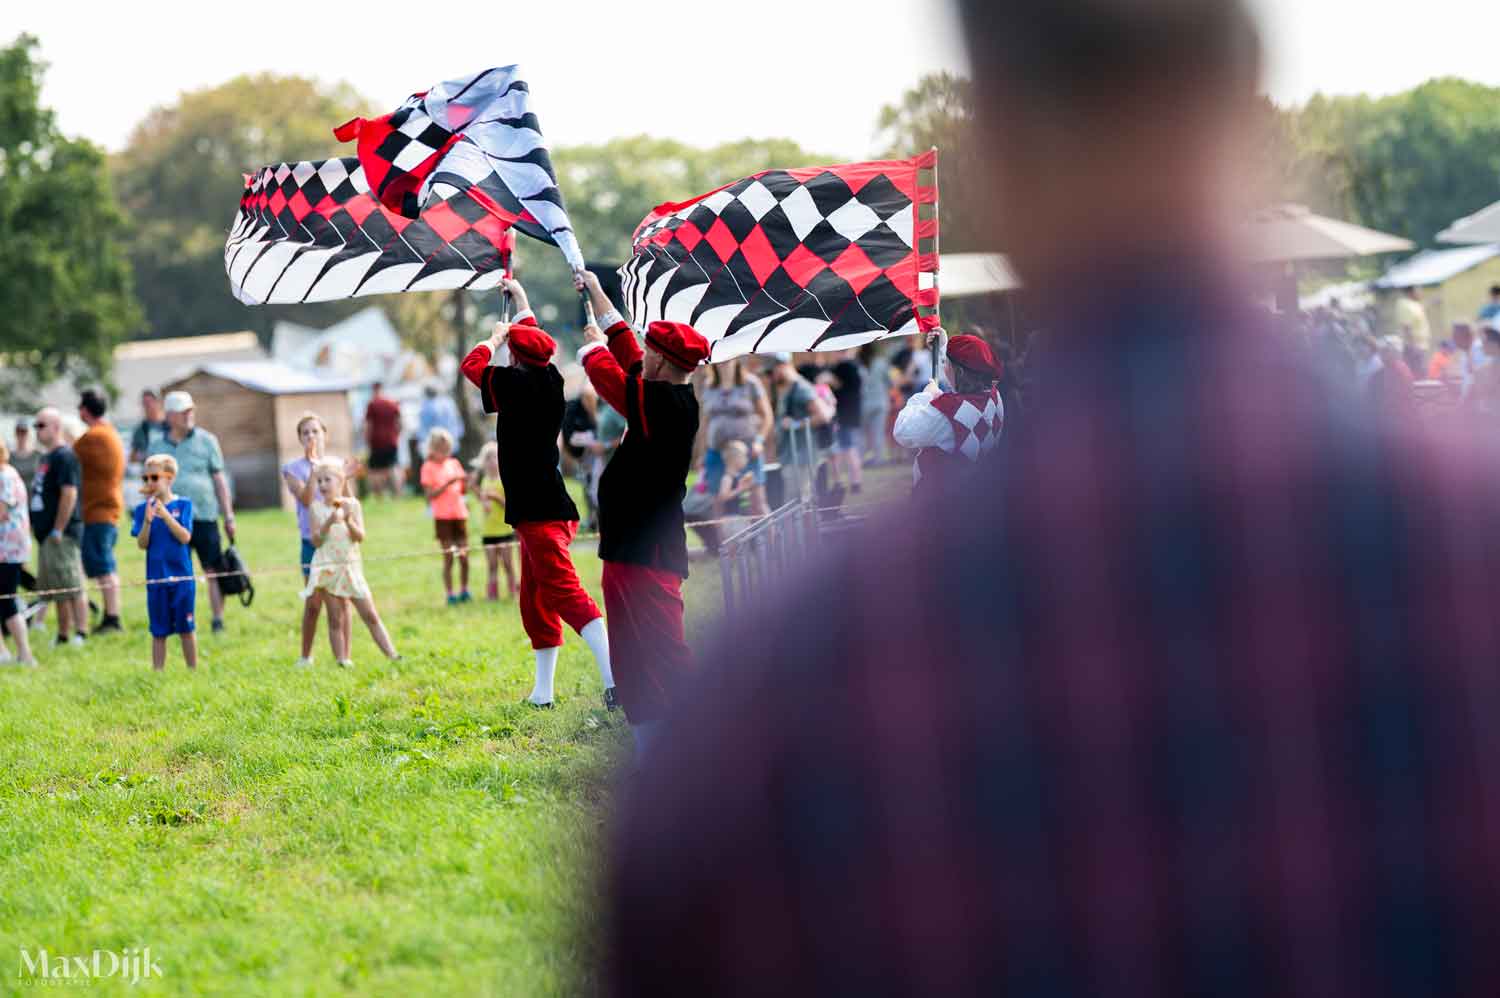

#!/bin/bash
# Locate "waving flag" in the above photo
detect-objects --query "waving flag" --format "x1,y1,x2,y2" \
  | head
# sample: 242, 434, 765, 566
619, 152, 940, 361
224, 157, 516, 305
334, 66, 584, 271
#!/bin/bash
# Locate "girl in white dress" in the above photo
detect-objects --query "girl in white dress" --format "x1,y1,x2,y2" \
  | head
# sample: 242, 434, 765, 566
302, 459, 399, 666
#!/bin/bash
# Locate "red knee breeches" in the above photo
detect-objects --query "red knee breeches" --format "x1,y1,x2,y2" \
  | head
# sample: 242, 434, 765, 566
515, 521, 602, 650
601, 561, 694, 724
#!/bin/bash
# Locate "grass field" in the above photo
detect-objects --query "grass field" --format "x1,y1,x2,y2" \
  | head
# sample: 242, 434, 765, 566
0, 464, 906, 995
0, 493, 627, 996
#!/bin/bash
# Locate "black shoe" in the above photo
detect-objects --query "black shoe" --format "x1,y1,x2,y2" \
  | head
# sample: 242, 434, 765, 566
211, 619, 225, 634
95, 617, 123, 635
524, 698, 554, 710
603, 687, 620, 712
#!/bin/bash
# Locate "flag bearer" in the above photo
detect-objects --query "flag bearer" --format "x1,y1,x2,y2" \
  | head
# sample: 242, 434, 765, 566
461, 278, 615, 709
893, 330, 1005, 495
576, 271, 708, 754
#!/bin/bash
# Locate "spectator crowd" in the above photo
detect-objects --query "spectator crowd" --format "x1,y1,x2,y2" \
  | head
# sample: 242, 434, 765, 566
1, 386, 239, 665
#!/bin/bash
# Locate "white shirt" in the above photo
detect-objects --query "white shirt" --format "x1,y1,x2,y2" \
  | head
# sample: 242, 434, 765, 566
892, 390, 957, 453
893, 388, 1005, 486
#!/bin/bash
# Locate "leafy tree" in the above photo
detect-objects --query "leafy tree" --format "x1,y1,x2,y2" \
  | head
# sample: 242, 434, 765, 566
111, 74, 374, 341
1276, 79, 1500, 246
0, 34, 141, 406
499, 135, 829, 342
875, 73, 988, 253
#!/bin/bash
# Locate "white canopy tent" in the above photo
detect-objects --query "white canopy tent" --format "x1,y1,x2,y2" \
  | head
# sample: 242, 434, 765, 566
1438, 200, 1500, 245
938, 253, 1022, 299
1243, 204, 1414, 264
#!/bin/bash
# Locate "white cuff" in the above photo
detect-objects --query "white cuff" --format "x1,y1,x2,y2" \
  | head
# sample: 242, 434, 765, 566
598, 309, 625, 331
490, 344, 511, 368
512, 308, 535, 325
578, 342, 609, 363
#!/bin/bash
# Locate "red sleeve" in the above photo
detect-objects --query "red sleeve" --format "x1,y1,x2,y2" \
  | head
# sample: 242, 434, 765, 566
606, 320, 644, 372
516, 315, 540, 328
461, 344, 493, 389
582, 346, 630, 415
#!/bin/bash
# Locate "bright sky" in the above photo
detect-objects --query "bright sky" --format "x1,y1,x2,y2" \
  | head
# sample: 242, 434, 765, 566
9, 0, 1500, 159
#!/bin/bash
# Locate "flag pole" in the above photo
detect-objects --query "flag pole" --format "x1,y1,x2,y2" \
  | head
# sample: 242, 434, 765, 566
577, 268, 597, 327
927, 146, 945, 387
500, 243, 514, 324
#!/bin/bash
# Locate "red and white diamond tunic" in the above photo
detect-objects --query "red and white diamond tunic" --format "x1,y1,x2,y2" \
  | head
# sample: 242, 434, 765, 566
893, 387, 1005, 490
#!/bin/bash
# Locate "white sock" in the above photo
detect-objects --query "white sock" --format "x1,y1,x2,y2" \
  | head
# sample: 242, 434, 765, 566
580, 617, 614, 688
529, 646, 559, 703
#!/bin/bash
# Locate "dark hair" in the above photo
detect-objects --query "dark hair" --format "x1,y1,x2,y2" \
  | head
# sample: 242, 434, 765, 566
1486, 328, 1500, 350
957, 0, 1261, 103
1491, 285, 1500, 298
79, 389, 107, 419
141, 388, 159, 400
953, 364, 995, 396
706, 358, 747, 389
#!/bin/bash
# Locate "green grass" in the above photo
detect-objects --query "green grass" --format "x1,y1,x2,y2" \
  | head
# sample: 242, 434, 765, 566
0, 496, 622, 996
0, 463, 907, 996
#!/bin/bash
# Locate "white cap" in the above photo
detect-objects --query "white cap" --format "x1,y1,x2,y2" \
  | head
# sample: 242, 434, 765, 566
771, 352, 794, 364
163, 391, 195, 414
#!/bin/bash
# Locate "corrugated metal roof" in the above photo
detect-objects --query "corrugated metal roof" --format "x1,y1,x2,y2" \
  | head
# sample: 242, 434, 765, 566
114, 331, 263, 360
1373, 244, 1500, 289
180, 361, 364, 396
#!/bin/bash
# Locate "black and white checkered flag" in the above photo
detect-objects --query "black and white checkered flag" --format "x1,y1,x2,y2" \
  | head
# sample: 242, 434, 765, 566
335, 66, 584, 271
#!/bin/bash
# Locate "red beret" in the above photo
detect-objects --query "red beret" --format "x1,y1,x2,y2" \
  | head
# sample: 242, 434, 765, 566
508, 324, 557, 366
645, 321, 711, 371
947, 334, 1002, 380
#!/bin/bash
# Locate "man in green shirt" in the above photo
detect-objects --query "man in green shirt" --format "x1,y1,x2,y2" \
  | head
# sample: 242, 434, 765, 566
148, 392, 237, 633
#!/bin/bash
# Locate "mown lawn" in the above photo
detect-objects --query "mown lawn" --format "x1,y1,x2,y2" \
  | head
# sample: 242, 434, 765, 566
0, 495, 625, 996
0, 463, 906, 995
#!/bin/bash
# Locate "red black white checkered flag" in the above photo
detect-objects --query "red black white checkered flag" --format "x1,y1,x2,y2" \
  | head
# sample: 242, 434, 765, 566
224, 157, 516, 305
334, 66, 584, 272
619, 152, 940, 361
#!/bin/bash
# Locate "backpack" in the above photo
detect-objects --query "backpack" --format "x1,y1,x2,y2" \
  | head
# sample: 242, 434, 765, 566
215, 545, 254, 606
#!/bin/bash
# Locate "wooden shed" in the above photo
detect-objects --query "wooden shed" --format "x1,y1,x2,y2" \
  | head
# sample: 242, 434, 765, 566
162, 362, 360, 512
1372, 244, 1500, 340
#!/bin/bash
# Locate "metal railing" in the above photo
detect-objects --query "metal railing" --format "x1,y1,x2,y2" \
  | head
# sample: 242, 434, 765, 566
776, 419, 820, 504
719, 499, 820, 616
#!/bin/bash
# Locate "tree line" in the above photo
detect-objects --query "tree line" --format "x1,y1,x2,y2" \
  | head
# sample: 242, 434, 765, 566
4, 29, 1500, 404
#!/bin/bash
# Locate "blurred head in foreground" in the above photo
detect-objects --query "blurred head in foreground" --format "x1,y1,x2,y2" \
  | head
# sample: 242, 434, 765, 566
604, 3, 1500, 997
960, 0, 1261, 296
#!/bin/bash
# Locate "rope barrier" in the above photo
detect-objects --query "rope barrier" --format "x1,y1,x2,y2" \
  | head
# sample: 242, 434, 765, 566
12, 499, 895, 602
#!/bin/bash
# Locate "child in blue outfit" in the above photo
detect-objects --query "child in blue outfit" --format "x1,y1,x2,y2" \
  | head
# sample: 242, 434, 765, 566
132, 454, 198, 670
